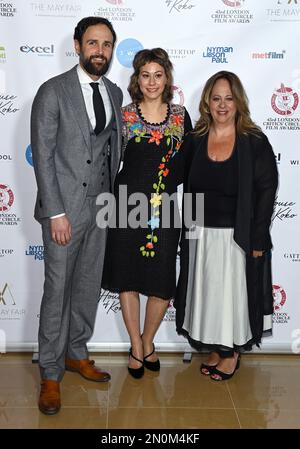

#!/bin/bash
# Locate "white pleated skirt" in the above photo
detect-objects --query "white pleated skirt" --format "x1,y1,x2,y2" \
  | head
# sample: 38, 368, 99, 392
182, 227, 253, 349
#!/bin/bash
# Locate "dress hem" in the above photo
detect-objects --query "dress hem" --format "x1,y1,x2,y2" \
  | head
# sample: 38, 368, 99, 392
102, 285, 173, 301
176, 327, 272, 357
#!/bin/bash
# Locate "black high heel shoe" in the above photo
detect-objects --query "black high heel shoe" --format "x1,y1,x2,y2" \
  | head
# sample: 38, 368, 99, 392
210, 355, 241, 381
128, 348, 144, 379
143, 343, 160, 372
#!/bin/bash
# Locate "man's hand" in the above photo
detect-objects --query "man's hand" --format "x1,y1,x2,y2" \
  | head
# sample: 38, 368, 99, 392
50, 216, 72, 245
252, 250, 264, 258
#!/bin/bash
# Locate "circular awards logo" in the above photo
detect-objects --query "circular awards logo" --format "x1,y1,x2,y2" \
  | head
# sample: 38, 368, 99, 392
271, 83, 299, 116
105, 0, 124, 4
25, 144, 33, 167
116, 38, 143, 68
273, 284, 287, 311
0, 184, 14, 212
172, 85, 184, 106
222, 0, 242, 7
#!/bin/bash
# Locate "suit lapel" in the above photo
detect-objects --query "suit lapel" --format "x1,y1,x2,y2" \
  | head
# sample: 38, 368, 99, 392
62, 68, 122, 165
62, 66, 92, 153
102, 76, 122, 180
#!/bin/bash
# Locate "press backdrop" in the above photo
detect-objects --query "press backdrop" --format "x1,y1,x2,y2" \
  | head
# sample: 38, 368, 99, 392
0, 0, 299, 353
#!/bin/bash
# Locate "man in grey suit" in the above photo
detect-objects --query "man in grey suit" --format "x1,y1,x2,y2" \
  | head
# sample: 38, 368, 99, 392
31, 17, 123, 415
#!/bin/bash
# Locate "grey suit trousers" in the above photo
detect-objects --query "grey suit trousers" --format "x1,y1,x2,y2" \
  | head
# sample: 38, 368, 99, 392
38, 197, 107, 381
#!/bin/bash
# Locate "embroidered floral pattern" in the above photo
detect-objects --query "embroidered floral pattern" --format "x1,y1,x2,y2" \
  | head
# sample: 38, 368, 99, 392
122, 103, 185, 258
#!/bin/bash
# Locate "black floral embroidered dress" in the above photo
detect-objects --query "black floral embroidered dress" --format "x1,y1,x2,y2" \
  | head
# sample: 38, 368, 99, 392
102, 103, 192, 300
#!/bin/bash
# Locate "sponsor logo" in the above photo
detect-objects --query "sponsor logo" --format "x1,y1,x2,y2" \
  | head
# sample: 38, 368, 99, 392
65, 50, 77, 58
263, 84, 300, 131
271, 83, 299, 115
20, 44, 55, 56
0, 248, 13, 258
290, 159, 299, 166
0, 45, 6, 63
0, 184, 21, 225
0, 184, 14, 212
116, 38, 143, 68
0, 283, 26, 321
0, 154, 12, 161
25, 145, 33, 167
273, 284, 286, 311
0, 93, 19, 116
203, 46, 233, 63
267, 0, 300, 22
0, 2, 17, 17
95, 0, 135, 22
283, 252, 300, 262
263, 117, 300, 131
0, 283, 15, 306
30, 2, 81, 17
272, 197, 297, 222
278, 0, 299, 3
98, 289, 121, 315
105, 0, 125, 4
211, 0, 253, 24
0, 213, 21, 225
25, 245, 44, 261
172, 85, 185, 106
272, 284, 290, 324
165, 0, 197, 14
251, 50, 286, 60
166, 48, 196, 60
222, 0, 243, 6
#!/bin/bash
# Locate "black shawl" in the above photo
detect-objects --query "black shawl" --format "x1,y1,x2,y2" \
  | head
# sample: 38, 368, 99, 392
175, 131, 278, 345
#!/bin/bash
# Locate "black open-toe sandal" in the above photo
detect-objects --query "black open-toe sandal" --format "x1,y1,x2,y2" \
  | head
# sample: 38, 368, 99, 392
210, 356, 241, 381
200, 362, 218, 376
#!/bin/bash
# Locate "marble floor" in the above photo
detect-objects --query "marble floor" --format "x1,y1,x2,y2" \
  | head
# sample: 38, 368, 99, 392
0, 352, 299, 429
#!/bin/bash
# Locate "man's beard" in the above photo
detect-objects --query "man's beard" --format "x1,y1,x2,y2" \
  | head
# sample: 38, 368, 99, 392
81, 54, 110, 77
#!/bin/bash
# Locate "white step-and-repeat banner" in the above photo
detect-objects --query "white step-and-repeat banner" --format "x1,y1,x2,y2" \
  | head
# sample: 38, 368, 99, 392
0, 0, 299, 352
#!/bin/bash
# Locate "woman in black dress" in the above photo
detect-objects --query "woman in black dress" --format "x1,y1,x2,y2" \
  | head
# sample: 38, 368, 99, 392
102, 48, 192, 378
175, 71, 278, 380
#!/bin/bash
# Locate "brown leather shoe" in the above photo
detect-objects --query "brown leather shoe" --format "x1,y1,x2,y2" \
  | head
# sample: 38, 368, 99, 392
65, 358, 111, 382
38, 380, 61, 415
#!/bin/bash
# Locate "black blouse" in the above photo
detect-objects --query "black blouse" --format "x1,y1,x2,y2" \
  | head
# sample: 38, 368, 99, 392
189, 135, 238, 228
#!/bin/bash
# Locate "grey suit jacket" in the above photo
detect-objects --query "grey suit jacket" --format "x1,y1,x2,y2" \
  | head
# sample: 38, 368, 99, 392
31, 65, 123, 222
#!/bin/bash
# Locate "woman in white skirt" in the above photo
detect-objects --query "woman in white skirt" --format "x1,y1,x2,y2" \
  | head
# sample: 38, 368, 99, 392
175, 71, 278, 381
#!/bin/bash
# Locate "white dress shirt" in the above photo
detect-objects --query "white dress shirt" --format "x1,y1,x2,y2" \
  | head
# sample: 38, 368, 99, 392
51, 64, 112, 219
76, 63, 112, 130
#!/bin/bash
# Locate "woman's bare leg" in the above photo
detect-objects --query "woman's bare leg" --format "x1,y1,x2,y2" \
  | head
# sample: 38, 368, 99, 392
142, 296, 169, 362
119, 291, 143, 369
